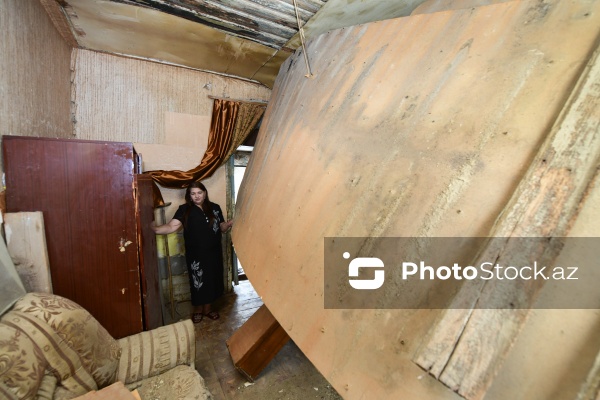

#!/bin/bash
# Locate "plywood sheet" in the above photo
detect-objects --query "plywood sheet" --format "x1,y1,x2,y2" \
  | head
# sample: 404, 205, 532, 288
5, 212, 52, 294
232, 1, 600, 398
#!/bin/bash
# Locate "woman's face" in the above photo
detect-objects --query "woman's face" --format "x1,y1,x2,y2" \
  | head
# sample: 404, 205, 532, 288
190, 188, 206, 206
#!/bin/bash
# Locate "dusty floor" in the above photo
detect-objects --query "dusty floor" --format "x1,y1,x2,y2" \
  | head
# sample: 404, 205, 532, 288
173, 280, 342, 400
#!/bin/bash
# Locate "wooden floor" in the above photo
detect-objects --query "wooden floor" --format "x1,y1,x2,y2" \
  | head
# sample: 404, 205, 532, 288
188, 280, 342, 400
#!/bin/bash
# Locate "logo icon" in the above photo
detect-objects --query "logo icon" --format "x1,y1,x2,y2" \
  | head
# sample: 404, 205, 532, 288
345, 252, 385, 290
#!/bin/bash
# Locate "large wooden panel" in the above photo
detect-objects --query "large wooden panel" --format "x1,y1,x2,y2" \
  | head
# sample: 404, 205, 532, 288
232, 1, 600, 399
3, 136, 143, 338
5, 212, 52, 294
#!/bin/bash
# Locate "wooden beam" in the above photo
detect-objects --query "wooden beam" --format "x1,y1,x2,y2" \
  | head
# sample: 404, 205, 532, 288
226, 304, 290, 381
577, 348, 600, 400
208, 95, 268, 104
38, 0, 78, 48
414, 41, 600, 399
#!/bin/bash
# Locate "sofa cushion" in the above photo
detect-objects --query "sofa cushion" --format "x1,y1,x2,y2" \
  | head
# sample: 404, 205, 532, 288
9, 293, 121, 390
0, 323, 46, 399
117, 319, 195, 384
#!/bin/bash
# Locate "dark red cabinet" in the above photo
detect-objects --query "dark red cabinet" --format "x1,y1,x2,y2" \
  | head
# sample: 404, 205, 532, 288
3, 136, 161, 338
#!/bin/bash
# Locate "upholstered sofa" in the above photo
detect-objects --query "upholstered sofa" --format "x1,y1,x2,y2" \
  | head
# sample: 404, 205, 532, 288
0, 292, 213, 399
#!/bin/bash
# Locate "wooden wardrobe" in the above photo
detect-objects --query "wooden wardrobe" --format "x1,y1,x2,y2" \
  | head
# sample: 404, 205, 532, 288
3, 136, 162, 339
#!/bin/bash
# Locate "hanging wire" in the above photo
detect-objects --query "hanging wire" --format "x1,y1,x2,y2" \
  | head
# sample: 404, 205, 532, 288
292, 0, 314, 78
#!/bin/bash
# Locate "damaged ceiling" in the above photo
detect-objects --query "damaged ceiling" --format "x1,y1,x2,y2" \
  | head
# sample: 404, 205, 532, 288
42, 0, 431, 87
107, 0, 327, 49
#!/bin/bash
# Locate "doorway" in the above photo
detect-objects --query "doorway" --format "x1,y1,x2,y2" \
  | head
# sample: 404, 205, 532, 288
226, 116, 262, 287
232, 150, 250, 280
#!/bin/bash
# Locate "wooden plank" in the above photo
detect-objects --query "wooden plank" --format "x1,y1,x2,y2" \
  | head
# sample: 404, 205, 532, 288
226, 304, 290, 381
38, 0, 79, 48
414, 40, 600, 399
577, 348, 600, 400
109, 0, 295, 48
5, 212, 52, 293
204, 0, 302, 27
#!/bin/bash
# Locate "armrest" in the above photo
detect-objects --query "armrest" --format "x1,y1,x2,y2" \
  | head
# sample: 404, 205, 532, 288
116, 319, 195, 384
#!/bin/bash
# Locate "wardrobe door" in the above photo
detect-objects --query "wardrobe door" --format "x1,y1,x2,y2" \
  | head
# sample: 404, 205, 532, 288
135, 174, 162, 330
3, 136, 143, 338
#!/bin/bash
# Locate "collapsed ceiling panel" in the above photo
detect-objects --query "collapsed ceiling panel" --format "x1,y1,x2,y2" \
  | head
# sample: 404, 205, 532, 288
106, 0, 328, 49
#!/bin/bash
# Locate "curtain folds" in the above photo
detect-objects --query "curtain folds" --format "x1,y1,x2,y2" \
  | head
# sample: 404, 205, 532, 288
147, 99, 266, 204
222, 101, 266, 163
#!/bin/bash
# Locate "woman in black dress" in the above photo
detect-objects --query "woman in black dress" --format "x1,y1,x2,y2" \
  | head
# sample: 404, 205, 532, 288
152, 181, 233, 323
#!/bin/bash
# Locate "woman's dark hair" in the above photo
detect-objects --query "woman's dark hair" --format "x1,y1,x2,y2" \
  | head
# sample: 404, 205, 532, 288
183, 181, 214, 226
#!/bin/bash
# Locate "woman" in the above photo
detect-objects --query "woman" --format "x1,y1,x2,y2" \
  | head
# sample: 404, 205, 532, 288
152, 181, 233, 323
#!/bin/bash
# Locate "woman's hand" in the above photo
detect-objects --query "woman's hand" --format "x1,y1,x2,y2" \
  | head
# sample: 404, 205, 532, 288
220, 219, 234, 232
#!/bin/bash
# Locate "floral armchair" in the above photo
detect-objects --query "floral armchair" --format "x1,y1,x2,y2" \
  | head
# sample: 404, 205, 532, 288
0, 292, 212, 400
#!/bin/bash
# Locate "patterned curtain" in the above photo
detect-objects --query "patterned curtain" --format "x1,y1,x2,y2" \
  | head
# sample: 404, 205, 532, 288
147, 99, 266, 204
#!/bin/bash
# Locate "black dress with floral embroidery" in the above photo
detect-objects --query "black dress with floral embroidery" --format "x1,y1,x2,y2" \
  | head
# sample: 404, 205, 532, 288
173, 202, 225, 306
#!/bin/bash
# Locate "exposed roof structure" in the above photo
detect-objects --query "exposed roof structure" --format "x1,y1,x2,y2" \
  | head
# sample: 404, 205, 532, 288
41, 0, 430, 87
